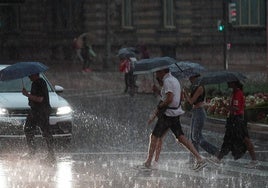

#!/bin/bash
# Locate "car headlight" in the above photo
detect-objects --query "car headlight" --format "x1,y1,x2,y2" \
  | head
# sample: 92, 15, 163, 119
56, 106, 72, 115
0, 108, 8, 115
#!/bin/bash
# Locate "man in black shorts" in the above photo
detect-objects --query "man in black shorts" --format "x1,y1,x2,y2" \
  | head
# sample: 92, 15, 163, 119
22, 73, 55, 162
143, 68, 207, 171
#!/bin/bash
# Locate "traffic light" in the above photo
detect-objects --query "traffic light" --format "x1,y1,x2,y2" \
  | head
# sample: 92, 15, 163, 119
228, 2, 237, 23
217, 20, 224, 32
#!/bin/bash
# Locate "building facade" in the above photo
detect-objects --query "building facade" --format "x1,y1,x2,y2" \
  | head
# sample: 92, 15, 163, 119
0, 0, 266, 73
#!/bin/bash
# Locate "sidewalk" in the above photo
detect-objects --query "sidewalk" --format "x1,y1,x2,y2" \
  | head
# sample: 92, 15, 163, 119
45, 63, 268, 141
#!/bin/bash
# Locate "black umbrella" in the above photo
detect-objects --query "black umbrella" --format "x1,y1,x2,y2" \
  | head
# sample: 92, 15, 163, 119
197, 71, 247, 85
133, 56, 177, 75
0, 62, 48, 81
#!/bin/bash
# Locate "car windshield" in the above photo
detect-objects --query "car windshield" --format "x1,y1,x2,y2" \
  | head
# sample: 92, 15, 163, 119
0, 74, 53, 92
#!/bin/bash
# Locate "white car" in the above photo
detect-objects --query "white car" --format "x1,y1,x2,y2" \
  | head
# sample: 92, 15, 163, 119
0, 65, 73, 141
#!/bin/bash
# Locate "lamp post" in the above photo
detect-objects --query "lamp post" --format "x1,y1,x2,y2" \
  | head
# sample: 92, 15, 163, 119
104, 0, 111, 69
223, 1, 228, 70
223, 1, 237, 70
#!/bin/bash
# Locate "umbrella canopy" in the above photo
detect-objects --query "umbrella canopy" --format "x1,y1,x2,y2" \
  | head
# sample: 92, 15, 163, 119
133, 56, 177, 75
196, 70, 247, 85
170, 61, 206, 79
0, 62, 49, 81
118, 47, 136, 58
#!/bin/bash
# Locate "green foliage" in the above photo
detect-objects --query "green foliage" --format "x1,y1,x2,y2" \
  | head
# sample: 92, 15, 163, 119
243, 82, 268, 96
205, 83, 230, 98
205, 82, 268, 97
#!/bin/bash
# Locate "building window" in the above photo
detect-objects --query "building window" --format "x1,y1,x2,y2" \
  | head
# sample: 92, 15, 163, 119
48, 0, 83, 31
122, 0, 132, 28
0, 5, 20, 32
163, 0, 175, 28
235, 0, 266, 27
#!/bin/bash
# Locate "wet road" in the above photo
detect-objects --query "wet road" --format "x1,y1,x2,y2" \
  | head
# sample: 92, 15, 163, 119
0, 91, 267, 188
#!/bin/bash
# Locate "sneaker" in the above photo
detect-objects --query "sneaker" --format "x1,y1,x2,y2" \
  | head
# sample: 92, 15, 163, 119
135, 163, 151, 170
192, 160, 207, 171
143, 162, 151, 168
245, 160, 259, 168
207, 156, 222, 167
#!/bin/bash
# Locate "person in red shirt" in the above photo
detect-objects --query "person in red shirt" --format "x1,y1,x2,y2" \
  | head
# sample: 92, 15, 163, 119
208, 81, 258, 168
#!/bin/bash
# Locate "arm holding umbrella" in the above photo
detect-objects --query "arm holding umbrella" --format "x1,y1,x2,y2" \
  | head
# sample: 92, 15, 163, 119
184, 86, 204, 105
147, 78, 164, 125
22, 88, 43, 103
147, 84, 161, 125
22, 74, 44, 103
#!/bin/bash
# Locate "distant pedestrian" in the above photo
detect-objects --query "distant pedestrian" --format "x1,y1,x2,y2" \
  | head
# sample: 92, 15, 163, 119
119, 57, 131, 93
22, 73, 55, 163
184, 74, 219, 167
143, 68, 207, 171
119, 56, 137, 96
208, 81, 258, 168
139, 44, 150, 59
73, 37, 84, 63
81, 36, 96, 73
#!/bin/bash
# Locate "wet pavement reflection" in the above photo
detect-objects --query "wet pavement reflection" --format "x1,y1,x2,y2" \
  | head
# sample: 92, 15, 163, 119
0, 151, 267, 188
0, 92, 267, 187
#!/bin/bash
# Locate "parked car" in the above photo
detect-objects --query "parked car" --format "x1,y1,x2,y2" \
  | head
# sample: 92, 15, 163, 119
0, 65, 73, 143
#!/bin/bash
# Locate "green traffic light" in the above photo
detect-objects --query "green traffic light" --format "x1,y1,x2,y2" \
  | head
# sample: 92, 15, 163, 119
218, 25, 224, 31
217, 20, 224, 32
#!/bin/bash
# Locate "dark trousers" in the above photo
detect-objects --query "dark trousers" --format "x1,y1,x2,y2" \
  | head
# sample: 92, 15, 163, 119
218, 115, 247, 160
124, 71, 137, 95
24, 110, 54, 155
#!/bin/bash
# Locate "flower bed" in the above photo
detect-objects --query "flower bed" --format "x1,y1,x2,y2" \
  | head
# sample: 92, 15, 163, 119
204, 93, 268, 123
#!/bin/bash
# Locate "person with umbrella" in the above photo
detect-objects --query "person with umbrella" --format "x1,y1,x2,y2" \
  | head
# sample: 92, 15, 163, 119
184, 73, 219, 168
143, 68, 207, 171
118, 48, 137, 95
81, 36, 96, 73
22, 73, 55, 163
208, 81, 258, 168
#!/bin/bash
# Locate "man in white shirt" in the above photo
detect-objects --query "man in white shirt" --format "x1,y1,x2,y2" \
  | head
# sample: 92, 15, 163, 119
143, 68, 207, 171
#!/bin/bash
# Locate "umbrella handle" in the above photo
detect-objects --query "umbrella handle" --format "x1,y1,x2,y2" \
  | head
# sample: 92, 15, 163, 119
21, 78, 25, 88
175, 62, 183, 72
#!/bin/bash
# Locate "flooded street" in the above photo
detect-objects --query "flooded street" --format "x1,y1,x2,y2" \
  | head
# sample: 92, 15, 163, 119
0, 91, 267, 188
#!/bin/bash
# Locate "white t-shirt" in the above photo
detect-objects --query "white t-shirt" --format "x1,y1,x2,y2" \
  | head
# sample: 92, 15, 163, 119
161, 72, 184, 117
129, 57, 137, 69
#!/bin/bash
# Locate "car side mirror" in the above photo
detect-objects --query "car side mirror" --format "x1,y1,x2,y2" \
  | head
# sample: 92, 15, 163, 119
54, 85, 64, 93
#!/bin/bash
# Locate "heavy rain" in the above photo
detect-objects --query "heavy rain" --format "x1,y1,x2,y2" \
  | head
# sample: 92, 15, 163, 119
0, 1, 268, 188
0, 72, 266, 188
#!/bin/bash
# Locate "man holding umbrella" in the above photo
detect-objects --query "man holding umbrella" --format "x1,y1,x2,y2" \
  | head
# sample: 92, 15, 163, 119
22, 73, 55, 163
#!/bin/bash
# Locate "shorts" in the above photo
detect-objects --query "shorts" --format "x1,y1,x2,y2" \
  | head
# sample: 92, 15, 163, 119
152, 115, 184, 138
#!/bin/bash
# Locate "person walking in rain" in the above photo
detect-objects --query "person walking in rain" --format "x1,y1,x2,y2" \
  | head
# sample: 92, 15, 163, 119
143, 68, 207, 171
22, 73, 55, 163
73, 37, 84, 63
184, 74, 219, 168
208, 81, 258, 168
81, 36, 96, 73
119, 56, 136, 96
